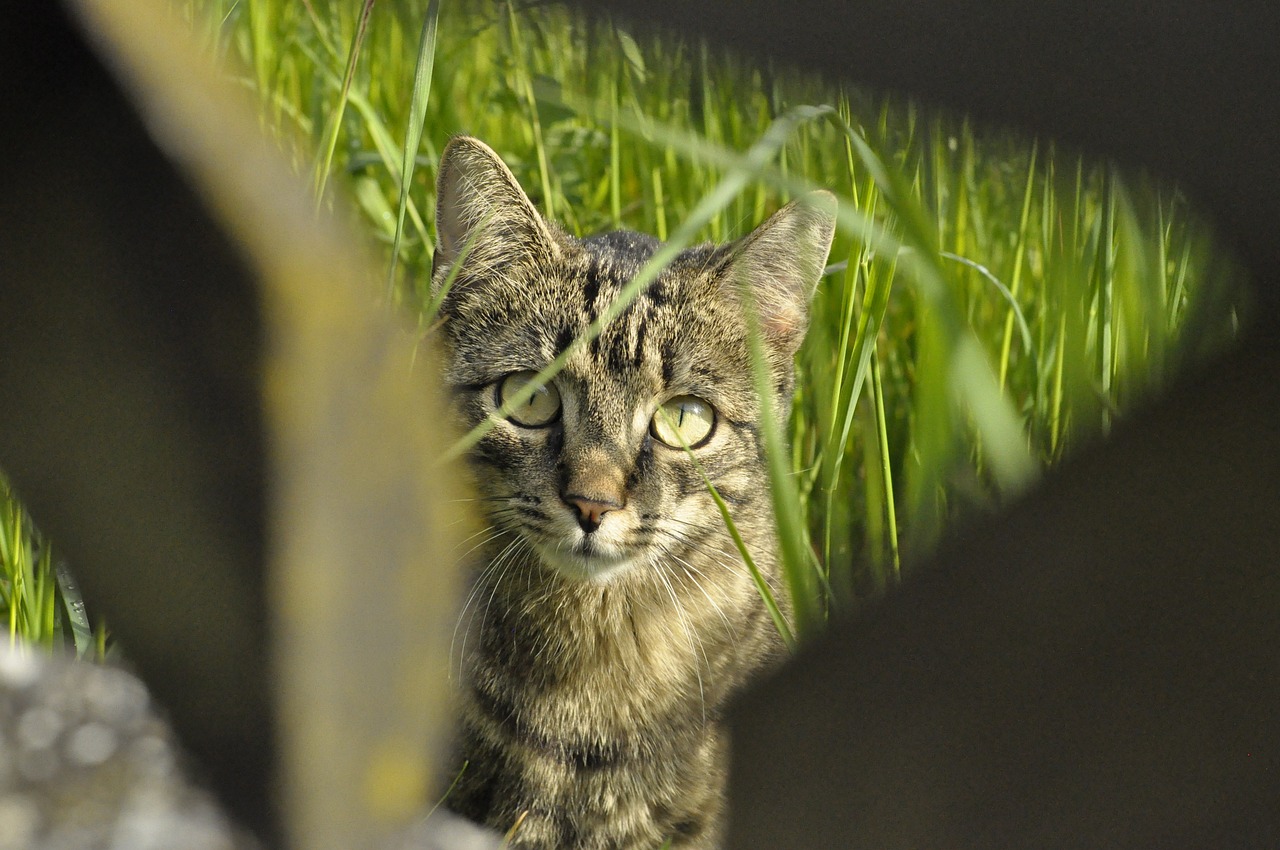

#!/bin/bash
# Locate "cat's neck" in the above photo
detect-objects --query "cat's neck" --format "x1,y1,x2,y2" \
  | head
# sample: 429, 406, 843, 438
475, 547, 739, 699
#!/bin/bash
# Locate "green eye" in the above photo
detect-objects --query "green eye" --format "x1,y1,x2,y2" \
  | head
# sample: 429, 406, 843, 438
651, 396, 716, 448
496, 371, 561, 427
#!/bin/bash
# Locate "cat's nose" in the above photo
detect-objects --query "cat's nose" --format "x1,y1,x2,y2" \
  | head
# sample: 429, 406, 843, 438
564, 495, 623, 534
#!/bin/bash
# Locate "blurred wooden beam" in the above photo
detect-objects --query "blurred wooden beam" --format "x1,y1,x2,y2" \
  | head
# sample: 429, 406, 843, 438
0, 3, 467, 849
0, 3, 275, 839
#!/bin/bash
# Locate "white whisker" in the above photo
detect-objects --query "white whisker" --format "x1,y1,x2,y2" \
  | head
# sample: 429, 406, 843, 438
654, 561, 709, 726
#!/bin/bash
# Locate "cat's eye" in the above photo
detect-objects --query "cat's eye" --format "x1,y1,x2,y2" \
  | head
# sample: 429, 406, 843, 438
651, 396, 716, 449
496, 371, 561, 427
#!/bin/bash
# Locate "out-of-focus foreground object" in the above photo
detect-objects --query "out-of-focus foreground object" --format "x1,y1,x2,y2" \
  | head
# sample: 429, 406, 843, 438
0, 648, 255, 850
0, 2, 466, 849
729, 335, 1280, 847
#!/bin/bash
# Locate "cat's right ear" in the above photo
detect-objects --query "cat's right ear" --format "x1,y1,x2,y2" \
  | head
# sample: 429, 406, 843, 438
433, 136, 558, 284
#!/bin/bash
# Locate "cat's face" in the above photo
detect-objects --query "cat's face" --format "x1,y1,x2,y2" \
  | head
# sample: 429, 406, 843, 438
440, 236, 772, 583
432, 137, 835, 584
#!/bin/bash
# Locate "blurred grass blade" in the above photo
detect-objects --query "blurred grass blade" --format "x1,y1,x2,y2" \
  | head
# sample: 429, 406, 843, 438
953, 336, 1037, 492
661, 410, 796, 651
386, 0, 441, 296
739, 284, 822, 638
439, 104, 835, 463
56, 560, 96, 657
312, 0, 375, 204
822, 255, 895, 478
938, 250, 1037, 388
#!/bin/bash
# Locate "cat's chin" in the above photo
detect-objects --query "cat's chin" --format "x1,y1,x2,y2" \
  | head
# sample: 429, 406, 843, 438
533, 544, 640, 583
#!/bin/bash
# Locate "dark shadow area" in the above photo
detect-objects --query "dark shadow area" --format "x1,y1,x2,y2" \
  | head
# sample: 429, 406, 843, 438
0, 4, 275, 842
730, 334, 1280, 847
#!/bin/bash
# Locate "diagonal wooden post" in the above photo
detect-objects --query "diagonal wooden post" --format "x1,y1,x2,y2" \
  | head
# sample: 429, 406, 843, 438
1, 2, 469, 848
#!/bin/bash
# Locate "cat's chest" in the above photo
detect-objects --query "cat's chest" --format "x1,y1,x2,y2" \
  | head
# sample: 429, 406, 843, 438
486, 582, 728, 731
551, 594, 705, 691
510, 643, 710, 762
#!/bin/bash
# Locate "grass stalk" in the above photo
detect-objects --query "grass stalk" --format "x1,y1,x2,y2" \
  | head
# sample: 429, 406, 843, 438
312, 0, 375, 204
385, 0, 441, 296
664, 411, 797, 651
2, 0, 1247, 649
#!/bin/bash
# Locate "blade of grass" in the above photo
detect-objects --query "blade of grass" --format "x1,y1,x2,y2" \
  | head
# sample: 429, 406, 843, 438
56, 560, 96, 657
741, 282, 822, 638
312, 0, 375, 204
438, 104, 838, 463
938, 250, 1036, 389
505, 6, 556, 220
997, 142, 1039, 390
661, 410, 796, 651
296, 39, 431, 245
386, 0, 441, 297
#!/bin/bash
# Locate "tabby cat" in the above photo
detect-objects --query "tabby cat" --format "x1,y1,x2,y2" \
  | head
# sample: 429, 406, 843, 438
432, 136, 835, 850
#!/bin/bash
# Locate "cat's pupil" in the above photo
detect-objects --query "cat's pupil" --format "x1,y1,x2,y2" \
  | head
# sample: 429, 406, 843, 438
497, 371, 560, 427
651, 395, 715, 448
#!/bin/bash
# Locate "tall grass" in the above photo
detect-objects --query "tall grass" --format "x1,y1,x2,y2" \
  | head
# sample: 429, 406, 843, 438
0, 0, 1248, 645
0, 476, 106, 657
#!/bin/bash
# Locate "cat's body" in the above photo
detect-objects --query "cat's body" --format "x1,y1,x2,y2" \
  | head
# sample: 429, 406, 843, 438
431, 137, 835, 850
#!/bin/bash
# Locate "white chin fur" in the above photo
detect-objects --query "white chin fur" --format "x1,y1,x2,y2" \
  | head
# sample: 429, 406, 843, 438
535, 544, 638, 582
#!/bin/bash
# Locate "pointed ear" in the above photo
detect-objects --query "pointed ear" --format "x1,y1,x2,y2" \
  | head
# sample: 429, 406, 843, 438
722, 191, 837, 357
433, 136, 558, 282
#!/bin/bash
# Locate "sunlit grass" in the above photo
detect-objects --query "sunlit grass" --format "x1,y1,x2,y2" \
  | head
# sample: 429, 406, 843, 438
0, 476, 105, 657
0, 0, 1248, 645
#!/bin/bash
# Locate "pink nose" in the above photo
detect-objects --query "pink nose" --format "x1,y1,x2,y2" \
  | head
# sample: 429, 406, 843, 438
565, 496, 622, 533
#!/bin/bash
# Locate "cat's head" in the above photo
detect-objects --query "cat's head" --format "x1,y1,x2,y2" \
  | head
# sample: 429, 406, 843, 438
432, 136, 835, 584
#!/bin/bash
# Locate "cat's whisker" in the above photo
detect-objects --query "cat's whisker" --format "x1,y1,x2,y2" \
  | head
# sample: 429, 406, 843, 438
704, 544, 757, 573
654, 561, 710, 727
453, 554, 508, 676
700, 552, 760, 588
445, 503, 522, 531
451, 530, 525, 680
475, 535, 536, 648
463, 536, 535, 678
450, 517, 518, 557
670, 555, 738, 638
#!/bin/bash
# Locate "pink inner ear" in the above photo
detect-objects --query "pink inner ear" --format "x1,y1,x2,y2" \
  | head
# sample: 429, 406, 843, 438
762, 301, 805, 345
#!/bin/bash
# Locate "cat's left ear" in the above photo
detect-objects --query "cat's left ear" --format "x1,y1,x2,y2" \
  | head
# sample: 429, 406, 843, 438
722, 191, 837, 358
432, 136, 559, 281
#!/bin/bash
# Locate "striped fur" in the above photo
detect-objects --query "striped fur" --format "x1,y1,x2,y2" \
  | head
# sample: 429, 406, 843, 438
432, 137, 835, 850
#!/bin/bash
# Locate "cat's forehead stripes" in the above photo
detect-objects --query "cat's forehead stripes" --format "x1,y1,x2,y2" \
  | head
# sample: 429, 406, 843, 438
571, 237, 691, 390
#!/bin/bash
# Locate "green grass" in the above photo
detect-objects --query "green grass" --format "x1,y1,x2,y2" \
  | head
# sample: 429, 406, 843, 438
0, 0, 1248, 645
0, 476, 106, 657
